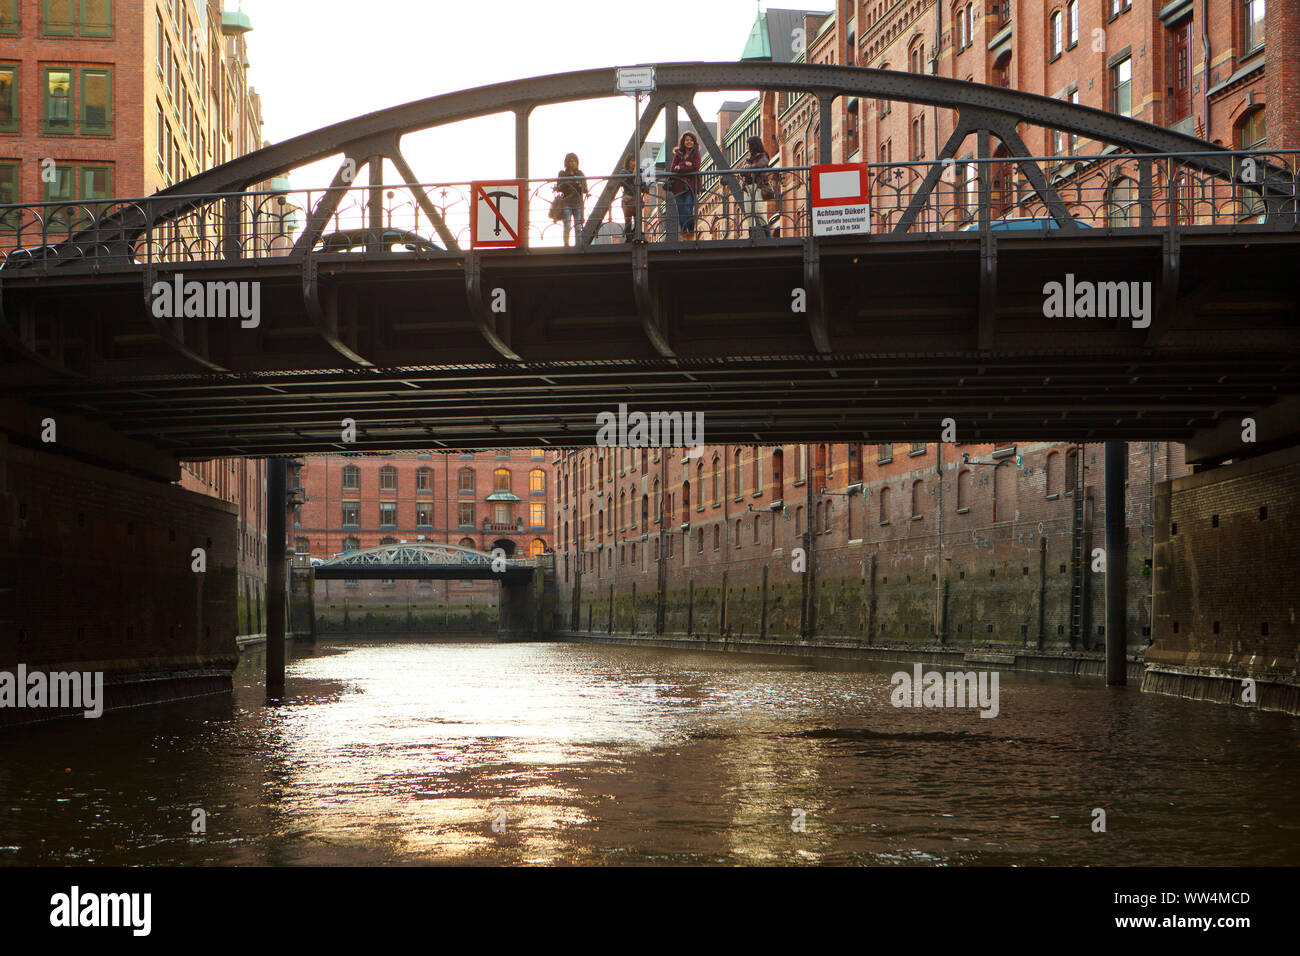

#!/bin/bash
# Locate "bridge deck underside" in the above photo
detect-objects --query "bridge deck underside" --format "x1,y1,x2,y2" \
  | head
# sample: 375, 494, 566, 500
2, 233, 1296, 453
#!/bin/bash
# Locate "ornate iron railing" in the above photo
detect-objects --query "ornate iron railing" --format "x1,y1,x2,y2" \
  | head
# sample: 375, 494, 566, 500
1, 148, 1294, 273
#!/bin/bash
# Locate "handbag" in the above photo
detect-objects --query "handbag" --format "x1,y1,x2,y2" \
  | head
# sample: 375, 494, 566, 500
548, 195, 564, 222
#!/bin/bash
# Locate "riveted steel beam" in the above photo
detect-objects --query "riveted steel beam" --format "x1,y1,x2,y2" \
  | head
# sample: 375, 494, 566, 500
632, 244, 673, 358
465, 251, 521, 362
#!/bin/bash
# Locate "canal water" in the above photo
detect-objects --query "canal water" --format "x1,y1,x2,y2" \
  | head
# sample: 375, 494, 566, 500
2, 639, 1297, 865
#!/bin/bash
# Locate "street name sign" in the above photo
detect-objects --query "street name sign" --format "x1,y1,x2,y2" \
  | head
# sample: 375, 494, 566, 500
616, 66, 656, 94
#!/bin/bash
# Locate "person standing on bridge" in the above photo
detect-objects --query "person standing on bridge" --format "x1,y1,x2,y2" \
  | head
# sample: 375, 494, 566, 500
737, 135, 772, 238
619, 154, 649, 242
669, 132, 701, 242
555, 153, 588, 247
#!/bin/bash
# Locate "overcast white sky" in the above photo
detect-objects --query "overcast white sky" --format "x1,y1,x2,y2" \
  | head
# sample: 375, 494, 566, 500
233, 0, 833, 189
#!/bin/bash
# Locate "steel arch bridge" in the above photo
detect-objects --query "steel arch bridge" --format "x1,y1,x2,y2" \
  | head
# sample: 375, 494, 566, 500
1, 62, 1297, 461
312, 543, 535, 581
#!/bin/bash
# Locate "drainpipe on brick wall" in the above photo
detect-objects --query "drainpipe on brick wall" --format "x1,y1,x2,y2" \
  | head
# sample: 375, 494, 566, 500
1200, 0, 1211, 135
935, 441, 945, 643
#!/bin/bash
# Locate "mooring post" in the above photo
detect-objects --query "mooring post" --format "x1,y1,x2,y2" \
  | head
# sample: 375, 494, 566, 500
1104, 441, 1128, 686
266, 457, 287, 699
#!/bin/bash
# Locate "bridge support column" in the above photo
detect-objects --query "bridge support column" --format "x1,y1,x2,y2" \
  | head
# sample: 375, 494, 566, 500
1104, 441, 1127, 687
266, 457, 287, 699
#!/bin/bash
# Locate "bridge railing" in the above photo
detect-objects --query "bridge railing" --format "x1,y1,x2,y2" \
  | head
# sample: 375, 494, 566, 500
1, 149, 1294, 272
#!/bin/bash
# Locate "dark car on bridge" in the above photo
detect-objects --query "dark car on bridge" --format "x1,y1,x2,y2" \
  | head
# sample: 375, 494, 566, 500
314, 228, 444, 255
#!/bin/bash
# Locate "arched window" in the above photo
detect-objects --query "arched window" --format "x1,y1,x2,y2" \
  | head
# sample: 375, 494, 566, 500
529, 469, 546, 494
752, 451, 762, 495
953, 2, 966, 48
1237, 108, 1267, 216
681, 480, 690, 522
1050, 9, 1063, 57
641, 493, 648, 527
814, 444, 827, 488
711, 455, 721, 504
415, 466, 431, 491
1065, 446, 1079, 495
753, 515, 760, 543
712, 525, 720, 551
911, 479, 924, 518
993, 462, 1017, 522
771, 449, 784, 498
458, 536, 476, 549
1107, 176, 1135, 226
848, 445, 862, 483
696, 461, 705, 505
653, 479, 661, 521
341, 464, 360, 490
458, 467, 475, 493
795, 505, 804, 535
824, 500, 834, 532
956, 468, 971, 511
379, 465, 396, 491
1045, 451, 1062, 496
588, 502, 594, 539
909, 39, 925, 74
342, 535, 359, 552
733, 448, 744, 497
493, 468, 511, 492
528, 539, 546, 558
379, 535, 397, 546
879, 485, 892, 524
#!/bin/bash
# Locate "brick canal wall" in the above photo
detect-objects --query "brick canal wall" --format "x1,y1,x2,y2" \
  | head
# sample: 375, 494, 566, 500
312, 575, 499, 636
0, 439, 239, 726
1146, 446, 1300, 715
555, 439, 1300, 716
561, 442, 1173, 653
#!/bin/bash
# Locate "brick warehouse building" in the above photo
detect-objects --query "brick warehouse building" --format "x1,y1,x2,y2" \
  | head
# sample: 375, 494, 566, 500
557, 441, 1188, 652
689, 1, 1295, 236
1, 0, 281, 635
294, 451, 555, 632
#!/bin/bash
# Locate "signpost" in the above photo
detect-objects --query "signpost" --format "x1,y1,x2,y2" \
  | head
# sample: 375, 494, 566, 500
469, 180, 524, 249
810, 162, 871, 237
617, 67, 656, 243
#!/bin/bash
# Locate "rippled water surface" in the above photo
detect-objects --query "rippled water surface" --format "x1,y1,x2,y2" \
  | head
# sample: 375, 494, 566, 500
2, 639, 1297, 865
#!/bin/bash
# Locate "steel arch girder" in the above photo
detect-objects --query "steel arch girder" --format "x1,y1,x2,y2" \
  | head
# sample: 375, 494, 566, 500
154, 62, 1246, 211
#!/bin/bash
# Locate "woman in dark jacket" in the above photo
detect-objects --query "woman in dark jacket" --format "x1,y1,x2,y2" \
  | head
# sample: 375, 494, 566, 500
619, 154, 648, 242
738, 135, 772, 237
668, 132, 701, 241
554, 152, 588, 247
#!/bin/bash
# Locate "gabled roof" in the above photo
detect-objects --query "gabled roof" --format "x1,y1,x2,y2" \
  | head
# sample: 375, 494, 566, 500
743, 8, 834, 63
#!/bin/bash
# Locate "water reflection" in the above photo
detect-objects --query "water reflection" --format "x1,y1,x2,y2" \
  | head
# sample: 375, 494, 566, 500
1, 638, 1297, 865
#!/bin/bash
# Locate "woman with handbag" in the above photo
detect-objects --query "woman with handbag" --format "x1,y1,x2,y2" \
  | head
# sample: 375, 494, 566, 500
619, 154, 648, 242
668, 132, 701, 242
554, 152, 588, 247
738, 135, 773, 238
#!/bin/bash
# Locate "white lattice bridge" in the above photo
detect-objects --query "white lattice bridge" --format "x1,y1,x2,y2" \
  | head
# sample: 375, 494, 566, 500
313, 542, 536, 580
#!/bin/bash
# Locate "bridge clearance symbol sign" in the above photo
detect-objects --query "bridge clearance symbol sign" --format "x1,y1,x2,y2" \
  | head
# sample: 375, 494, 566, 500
810, 163, 871, 237
470, 180, 524, 249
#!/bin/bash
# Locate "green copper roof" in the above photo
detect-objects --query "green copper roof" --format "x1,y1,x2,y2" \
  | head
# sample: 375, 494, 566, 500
741, 11, 771, 60
485, 491, 520, 502
220, 9, 253, 34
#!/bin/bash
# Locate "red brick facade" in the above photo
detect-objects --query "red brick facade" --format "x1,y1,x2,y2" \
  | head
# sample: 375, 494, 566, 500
0, 0, 265, 208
